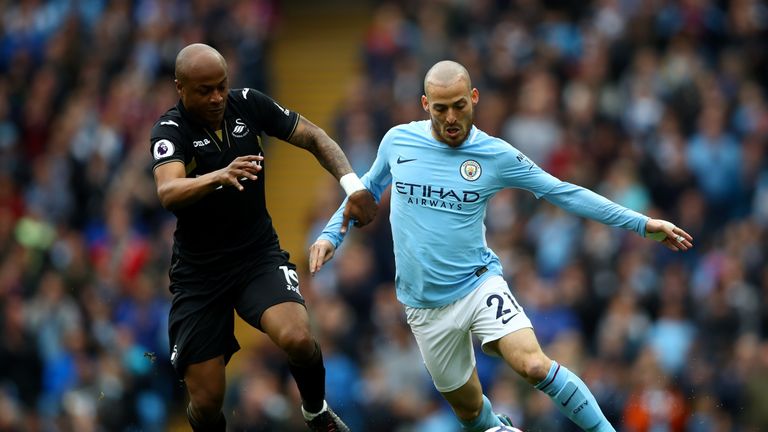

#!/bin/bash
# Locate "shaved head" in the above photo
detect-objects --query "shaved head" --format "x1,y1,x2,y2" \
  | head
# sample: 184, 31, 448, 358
421, 61, 478, 147
423, 61, 472, 97
175, 43, 227, 84
173, 43, 229, 129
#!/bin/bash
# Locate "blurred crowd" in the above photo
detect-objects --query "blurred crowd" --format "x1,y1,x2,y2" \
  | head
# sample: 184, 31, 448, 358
0, 0, 278, 430
0, 0, 767, 431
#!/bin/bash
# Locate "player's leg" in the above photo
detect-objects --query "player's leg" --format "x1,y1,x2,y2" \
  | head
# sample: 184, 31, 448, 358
442, 367, 482, 419
404, 302, 504, 432
184, 356, 227, 431
441, 369, 505, 431
235, 253, 348, 431
488, 322, 616, 431
168, 259, 240, 432
260, 302, 325, 411
473, 275, 614, 431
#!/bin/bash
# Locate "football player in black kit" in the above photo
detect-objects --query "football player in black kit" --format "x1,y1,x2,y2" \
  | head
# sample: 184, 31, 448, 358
150, 43, 377, 432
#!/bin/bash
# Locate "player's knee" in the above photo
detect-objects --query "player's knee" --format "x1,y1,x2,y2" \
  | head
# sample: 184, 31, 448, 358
453, 399, 483, 420
276, 327, 316, 361
519, 353, 552, 384
189, 391, 224, 420
188, 384, 225, 416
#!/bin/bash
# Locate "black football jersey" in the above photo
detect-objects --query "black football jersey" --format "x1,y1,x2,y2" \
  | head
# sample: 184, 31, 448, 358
150, 88, 300, 268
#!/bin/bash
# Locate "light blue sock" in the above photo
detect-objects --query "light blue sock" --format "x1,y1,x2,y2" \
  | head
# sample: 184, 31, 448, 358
458, 395, 502, 432
535, 361, 616, 432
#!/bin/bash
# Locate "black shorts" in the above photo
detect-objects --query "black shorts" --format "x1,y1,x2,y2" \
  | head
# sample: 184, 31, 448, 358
167, 249, 305, 376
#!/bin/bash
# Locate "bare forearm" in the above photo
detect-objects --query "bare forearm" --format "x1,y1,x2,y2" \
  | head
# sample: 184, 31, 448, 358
310, 133, 355, 180
157, 172, 221, 210
289, 116, 353, 179
154, 155, 263, 211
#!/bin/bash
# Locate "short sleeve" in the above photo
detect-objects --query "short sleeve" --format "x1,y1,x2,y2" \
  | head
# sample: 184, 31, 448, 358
150, 118, 186, 171
236, 88, 300, 141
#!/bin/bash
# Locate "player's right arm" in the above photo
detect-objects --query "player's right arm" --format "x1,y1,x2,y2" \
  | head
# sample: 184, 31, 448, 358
307, 168, 390, 274
153, 156, 263, 211
151, 114, 266, 210
308, 128, 396, 274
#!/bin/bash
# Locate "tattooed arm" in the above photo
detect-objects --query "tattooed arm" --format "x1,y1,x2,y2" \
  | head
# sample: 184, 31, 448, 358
287, 115, 378, 227
287, 116, 355, 180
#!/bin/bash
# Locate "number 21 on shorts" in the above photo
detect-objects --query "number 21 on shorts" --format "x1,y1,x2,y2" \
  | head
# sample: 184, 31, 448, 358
486, 291, 520, 324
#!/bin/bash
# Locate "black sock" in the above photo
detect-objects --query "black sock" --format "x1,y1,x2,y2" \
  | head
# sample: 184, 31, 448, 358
288, 342, 326, 413
187, 404, 226, 432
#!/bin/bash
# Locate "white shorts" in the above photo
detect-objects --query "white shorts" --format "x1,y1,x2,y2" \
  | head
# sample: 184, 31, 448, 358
404, 275, 533, 392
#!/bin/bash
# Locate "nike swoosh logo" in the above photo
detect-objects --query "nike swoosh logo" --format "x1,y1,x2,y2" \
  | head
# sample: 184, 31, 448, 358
397, 156, 416, 164
562, 388, 578, 406
501, 313, 518, 324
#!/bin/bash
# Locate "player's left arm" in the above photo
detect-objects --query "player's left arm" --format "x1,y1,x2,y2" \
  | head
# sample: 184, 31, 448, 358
309, 129, 394, 275
240, 87, 377, 227
543, 183, 693, 251
287, 115, 378, 228
286, 116, 355, 180
497, 145, 693, 251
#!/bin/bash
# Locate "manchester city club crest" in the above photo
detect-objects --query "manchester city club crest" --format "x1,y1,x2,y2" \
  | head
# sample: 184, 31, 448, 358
460, 159, 481, 181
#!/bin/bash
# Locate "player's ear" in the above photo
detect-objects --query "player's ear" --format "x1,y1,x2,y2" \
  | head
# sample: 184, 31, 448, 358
421, 95, 429, 112
471, 88, 479, 105
175, 79, 183, 96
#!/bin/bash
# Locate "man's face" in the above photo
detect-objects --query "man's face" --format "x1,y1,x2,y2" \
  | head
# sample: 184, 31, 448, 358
422, 80, 478, 148
176, 60, 228, 130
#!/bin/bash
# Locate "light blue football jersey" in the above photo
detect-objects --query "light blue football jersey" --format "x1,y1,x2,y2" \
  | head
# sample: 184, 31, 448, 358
319, 120, 648, 308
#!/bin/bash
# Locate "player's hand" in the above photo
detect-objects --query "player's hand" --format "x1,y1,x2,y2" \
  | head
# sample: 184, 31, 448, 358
215, 155, 264, 191
341, 190, 378, 233
645, 219, 693, 251
309, 239, 336, 275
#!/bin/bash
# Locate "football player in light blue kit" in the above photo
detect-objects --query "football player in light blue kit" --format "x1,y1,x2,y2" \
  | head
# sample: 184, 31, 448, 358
309, 61, 694, 432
